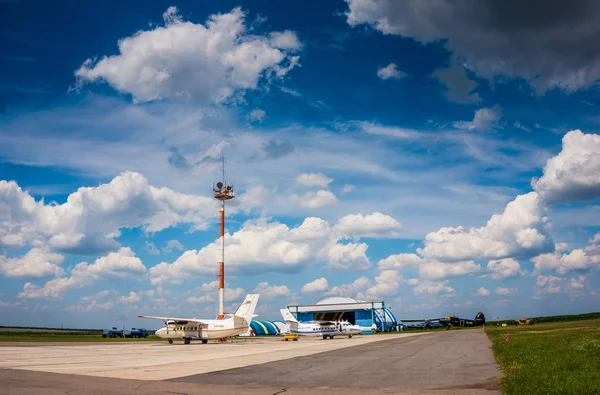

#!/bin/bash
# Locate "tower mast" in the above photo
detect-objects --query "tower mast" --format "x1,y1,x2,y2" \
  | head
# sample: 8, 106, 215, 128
213, 156, 234, 319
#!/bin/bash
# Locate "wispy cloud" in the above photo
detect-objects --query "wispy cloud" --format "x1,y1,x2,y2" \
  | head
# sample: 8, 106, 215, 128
1, 84, 48, 95
358, 121, 422, 139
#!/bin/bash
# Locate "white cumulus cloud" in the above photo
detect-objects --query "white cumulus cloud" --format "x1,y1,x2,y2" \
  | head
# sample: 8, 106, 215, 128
0, 248, 65, 279
75, 7, 300, 104
534, 274, 588, 300
0, 172, 216, 255
413, 280, 455, 297
359, 270, 405, 300
291, 190, 339, 209
335, 212, 402, 239
453, 107, 502, 131
162, 239, 184, 254
301, 277, 329, 293
327, 242, 370, 270
145, 241, 160, 255
294, 173, 333, 188
476, 287, 491, 296
418, 192, 553, 262
532, 249, 599, 275
377, 63, 406, 80
120, 291, 142, 304
377, 253, 480, 280
340, 184, 355, 194
418, 260, 481, 280
246, 109, 266, 123
19, 247, 146, 299
252, 282, 291, 300
487, 258, 526, 279
186, 281, 245, 304
149, 215, 382, 285
532, 130, 600, 204
378, 253, 423, 270
495, 287, 516, 295
269, 30, 302, 51
585, 233, 600, 256
324, 277, 371, 298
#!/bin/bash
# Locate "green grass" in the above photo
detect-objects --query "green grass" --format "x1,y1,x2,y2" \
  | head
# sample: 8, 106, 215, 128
486, 318, 600, 395
491, 312, 600, 326
0, 328, 164, 342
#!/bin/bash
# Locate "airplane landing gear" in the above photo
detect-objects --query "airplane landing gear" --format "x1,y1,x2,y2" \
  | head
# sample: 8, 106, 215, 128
348, 334, 353, 338
168, 338, 173, 344
202, 339, 208, 344
184, 338, 191, 345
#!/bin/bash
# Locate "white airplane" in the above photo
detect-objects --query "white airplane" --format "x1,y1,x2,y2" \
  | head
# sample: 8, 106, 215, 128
138, 294, 259, 344
280, 308, 364, 339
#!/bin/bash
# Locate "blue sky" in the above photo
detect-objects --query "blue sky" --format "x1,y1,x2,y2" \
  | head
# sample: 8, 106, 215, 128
1, 0, 600, 329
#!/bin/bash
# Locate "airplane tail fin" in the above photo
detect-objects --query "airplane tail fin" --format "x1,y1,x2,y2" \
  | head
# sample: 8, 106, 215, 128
475, 312, 486, 325
234, 294, 260, 324
280, 309, 298, 324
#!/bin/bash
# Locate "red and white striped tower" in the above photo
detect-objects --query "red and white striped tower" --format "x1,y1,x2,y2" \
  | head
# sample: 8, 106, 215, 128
213, 157, 234, 319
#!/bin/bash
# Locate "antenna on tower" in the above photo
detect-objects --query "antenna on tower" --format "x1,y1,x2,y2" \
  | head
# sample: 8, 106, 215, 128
213, 155, 234, 201
220, 155, 226, 185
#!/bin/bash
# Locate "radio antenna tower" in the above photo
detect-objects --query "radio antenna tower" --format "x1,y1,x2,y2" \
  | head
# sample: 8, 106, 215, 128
213, 156, 234, 319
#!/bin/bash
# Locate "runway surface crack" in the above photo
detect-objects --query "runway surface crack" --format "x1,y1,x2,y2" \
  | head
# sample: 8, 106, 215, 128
434, 352, 467, 368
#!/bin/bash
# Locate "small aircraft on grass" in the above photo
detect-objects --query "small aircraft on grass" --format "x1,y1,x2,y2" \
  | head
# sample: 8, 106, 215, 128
439, 312, 486, 328
402, 319, 444, 329
280, 308, 365, 339
138, 294, 259, 344
402, 312, 486, 330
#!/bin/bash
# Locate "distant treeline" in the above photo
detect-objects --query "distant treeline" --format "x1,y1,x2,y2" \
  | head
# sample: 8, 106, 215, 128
0, 331, 100, 337
0, 325, 101, 333
491, 312, 600, 325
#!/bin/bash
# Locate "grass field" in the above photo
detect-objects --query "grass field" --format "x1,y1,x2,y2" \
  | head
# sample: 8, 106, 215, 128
486, 318, 600, 395
0, 328, 164, 342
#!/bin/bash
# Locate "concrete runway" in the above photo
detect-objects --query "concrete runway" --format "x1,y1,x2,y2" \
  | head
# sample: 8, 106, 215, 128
0, 333, 414, 380
0, 330, 501, 394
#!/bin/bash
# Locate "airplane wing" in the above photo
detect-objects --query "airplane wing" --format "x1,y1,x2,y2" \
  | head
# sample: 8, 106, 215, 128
314, 321, 337, 325
138, 315, 207, 325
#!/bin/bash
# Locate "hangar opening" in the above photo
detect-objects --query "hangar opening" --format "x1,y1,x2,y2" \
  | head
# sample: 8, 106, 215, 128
314, 311, 356, 324
288, 297, 397, 332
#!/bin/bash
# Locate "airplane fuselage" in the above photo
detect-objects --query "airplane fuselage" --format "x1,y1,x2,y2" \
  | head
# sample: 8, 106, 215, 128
288, 321, 363, 338
155, 318, 248, 341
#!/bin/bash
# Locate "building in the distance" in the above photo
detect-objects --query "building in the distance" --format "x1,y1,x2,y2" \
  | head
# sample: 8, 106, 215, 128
287, 297, 398, 333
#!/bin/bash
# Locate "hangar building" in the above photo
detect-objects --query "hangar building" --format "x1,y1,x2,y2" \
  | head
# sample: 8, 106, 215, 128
287, 297, 398, 332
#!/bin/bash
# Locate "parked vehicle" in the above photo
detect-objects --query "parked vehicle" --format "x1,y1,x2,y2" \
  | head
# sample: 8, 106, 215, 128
102, 327, 124, 338
123, 328, 148, 338
514, 318, 534, 325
